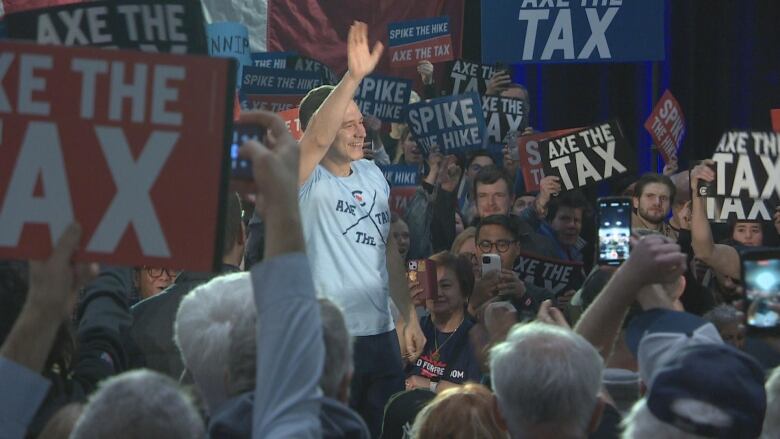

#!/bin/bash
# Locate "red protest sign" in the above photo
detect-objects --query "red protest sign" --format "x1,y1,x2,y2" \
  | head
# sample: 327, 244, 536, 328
389, 186, 417, 217
772, 109, 780, 132
516, 128, 580, 192
278, 107, 303, 140
644, 90, 686, 163
0, 40, 235, 271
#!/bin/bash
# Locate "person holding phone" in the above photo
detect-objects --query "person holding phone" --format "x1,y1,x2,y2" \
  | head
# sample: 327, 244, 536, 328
406, 252, 483, 393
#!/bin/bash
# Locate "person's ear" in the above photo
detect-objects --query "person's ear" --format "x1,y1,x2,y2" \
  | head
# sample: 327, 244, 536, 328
492, 394, 509, 432
587, 395, 606, 434
632, 196, 640, 210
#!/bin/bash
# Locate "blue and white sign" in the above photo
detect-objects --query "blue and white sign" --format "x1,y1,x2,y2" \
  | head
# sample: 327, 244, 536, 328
250, 51, 297, 69
207, 22, 251, 83
355, 75, 413, 122
481, 0, 664, 64
405, 92, 487, 155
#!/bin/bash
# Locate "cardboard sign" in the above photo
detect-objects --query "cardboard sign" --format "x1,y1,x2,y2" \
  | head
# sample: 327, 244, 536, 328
704, 131, 780, 221
482, 95, 527, 144
449, 59, 501, 95
387, 16, 453, 67
516, 128, 580, 192
513, 251, 584, 296
379, 165, 419, 216
4, 0, 208, 54
0, 40, 235, 271
772, 109, 780, 132
541, 120, 633, 191
206, 22, 251, 84
482, 0, 664, 64
278, 107, 303, 140
239, 66, 322, 112
644, 90, 686, 163
354, 75, 413, 123
2, 0, 87, 15
406, 92, 487, 155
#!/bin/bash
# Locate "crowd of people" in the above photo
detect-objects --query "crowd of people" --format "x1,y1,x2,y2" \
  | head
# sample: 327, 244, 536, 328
3, 21, 780, 439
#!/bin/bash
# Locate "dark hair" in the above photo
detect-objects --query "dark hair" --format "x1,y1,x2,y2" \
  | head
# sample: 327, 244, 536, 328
727, 218, 763, 243
223, 192, 244, 256
466, 150, 495, 169
298, 85, 336, 131
472, 165, 513, 200
476, 215, 520, 242
633, 173, 676, 205
547, 191, 590, 222
429, 251, 475, 300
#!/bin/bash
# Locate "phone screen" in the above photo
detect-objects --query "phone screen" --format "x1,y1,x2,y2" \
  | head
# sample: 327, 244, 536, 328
597, 198, 632, 266
231, 124, 263, 180
745, 257, 780, 330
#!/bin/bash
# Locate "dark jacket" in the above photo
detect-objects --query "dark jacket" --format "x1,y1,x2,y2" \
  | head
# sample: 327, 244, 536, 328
208, 392, 370, 439
29, 267, 133, 437
128, 264, 241, 378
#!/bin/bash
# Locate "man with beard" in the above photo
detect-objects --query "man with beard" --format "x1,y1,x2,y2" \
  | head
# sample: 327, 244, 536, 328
631, 173, 678, 240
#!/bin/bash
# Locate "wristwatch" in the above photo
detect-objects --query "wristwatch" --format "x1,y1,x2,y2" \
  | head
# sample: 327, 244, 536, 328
429, 377, 439, 392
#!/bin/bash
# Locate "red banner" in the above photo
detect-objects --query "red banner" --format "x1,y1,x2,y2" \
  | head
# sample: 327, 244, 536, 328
267, 0, 464, 83
644, 90, 686, 163
772, 109, 780, 132
516, 128, 580, 192
0, 41, 235, 271
2, 0, 84, 15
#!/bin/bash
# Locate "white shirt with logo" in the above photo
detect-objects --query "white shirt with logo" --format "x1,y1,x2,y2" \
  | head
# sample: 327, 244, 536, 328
299, 159, 393, 336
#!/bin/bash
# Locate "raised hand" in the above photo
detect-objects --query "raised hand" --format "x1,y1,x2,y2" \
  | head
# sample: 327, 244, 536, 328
485, 71, 511, 96
417, 60, 434, 85
623, 234, 687, 286
690, 159, 715, 191
347, 21, 384, 82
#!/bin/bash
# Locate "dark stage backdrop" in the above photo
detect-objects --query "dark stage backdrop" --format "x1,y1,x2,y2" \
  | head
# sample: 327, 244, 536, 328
464, 0, 780, 177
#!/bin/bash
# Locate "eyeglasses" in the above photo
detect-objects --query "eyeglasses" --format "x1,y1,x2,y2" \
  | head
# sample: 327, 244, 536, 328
145, 267, 180, 279
469, 164, 483, 174
477, 239, 516, 253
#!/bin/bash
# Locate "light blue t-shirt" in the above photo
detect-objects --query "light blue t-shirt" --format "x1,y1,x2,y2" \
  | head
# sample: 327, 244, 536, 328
299, 159, 393, 336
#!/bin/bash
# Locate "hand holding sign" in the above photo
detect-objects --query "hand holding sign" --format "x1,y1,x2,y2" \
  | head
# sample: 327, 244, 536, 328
418, 60, 434, 85
347, 21, 384, 82
690, 160, 716, 194
485, 70, 512, 96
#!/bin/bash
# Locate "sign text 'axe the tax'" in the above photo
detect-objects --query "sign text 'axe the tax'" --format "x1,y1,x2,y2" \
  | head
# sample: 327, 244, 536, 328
0, 40, 236, 271
541, 120, 634, 191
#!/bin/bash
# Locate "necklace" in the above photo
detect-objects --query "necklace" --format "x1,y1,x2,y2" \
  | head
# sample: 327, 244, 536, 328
431, 316, 465, 362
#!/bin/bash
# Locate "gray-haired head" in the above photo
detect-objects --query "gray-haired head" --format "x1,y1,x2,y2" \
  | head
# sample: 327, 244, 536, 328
174, 272, 254, 412
69, 369, 205, 439
490, 322, 604, 438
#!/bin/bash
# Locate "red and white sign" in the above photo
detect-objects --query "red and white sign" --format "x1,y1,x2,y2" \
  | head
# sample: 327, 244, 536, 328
644, 90, 686, 163
278, 107, 303, 140
0, 40, 235, 271
772, 109, 780, 132
516, 128, 580, 192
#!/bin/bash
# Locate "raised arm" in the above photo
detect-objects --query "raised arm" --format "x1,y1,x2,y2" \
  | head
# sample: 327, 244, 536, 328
240, 111, 322, 438
574, 235, 686, 360
299, 21, 383, 185
689, 161, 741, 279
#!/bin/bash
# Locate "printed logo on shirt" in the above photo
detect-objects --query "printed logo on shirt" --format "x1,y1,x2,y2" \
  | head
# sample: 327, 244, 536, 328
416, 353, 467, 380
338, 189, 390, 247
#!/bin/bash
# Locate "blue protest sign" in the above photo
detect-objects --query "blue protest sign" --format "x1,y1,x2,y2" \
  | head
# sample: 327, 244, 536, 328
207, 22, 251, 83
355, 75, 413, 122
250, 51, 297, 68
378, 165, 420, 216
239, 66, 323, 111
405, 92, 487, 155
481, 0, 664, 64
387, 16, 454, 67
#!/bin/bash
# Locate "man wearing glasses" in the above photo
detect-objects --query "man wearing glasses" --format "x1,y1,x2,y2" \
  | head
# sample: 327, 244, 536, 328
467, 215, 553, 318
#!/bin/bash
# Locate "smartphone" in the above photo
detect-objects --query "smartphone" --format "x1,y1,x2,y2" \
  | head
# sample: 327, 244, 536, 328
231, 124, 264, 180
742, 249, 780, 333
481, 253, 502, 276
407, 259, 438, 300
597, 197, 632, 266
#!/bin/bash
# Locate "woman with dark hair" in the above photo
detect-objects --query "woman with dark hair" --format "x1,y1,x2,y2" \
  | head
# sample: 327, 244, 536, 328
405, 251, 483, 393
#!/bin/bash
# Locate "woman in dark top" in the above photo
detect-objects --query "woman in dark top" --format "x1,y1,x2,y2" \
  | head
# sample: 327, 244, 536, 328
406, 251, 483, 393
